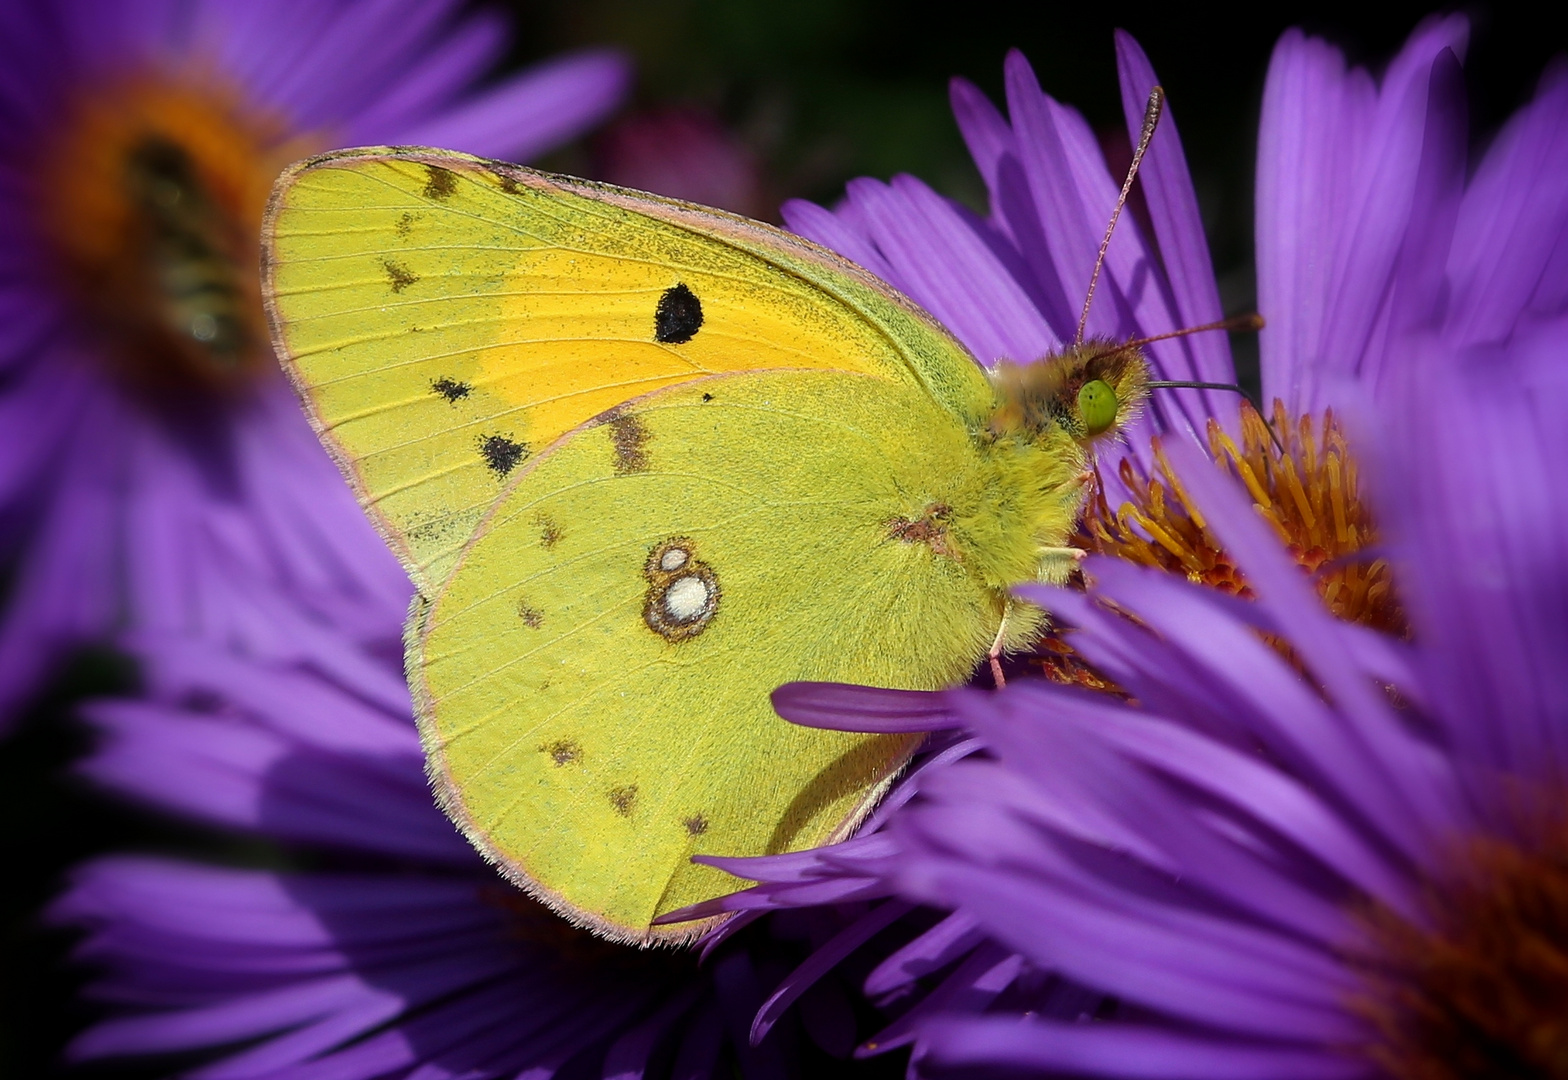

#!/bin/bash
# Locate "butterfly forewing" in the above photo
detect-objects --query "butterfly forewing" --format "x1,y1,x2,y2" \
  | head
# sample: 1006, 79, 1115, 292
264, 149, 990, 591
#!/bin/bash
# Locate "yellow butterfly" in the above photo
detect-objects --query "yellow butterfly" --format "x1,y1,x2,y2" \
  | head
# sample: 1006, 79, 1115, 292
262, 146, 1154, 945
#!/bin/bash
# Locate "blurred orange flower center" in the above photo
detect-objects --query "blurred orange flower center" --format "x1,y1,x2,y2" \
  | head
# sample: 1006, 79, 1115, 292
38, 72, 318, 394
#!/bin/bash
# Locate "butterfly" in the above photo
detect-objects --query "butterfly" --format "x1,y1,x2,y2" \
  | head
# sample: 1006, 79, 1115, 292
260, 92, 1234, 944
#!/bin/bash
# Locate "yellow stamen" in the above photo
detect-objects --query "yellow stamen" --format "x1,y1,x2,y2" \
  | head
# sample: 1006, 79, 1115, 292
1080, 402, 1404, 634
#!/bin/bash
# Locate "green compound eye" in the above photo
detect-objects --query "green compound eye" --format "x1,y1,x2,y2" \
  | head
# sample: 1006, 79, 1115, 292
1078, 379, 1119, 437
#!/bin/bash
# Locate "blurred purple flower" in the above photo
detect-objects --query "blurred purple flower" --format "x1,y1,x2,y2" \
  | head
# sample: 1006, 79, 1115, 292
594, 107, 772, 221
895, 307, 1568, 1076
0, 0, 629, 724
54, 629, 888, 1078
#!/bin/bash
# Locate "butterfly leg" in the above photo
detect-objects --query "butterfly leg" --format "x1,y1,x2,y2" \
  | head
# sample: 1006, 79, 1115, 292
1039, 545, 1088, 582
988, 605, 1011, 689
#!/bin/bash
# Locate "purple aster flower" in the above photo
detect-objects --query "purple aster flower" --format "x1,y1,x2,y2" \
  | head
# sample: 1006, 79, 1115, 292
893, 305, 1568, 1076
0, 0, 629, 724
673, 16, 1568, 1074
54, 627, 894, 1078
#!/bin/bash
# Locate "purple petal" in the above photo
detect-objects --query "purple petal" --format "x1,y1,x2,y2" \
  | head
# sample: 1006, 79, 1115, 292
841, 174, 1057, 365
898, 828, 1361, 1041
1386, 315, 1568, 788
1158, 439, 1466, 857
1445, 64, 1568, 344
391, 49, 630, 161
748, 899, 913, 1044
861, 909, 982, 997
920, 1017, 1364, 1079
949, 76, 1015, 208
780, 197, 901, 284
771, 681, 957, 732
1115, 31, 1233, 388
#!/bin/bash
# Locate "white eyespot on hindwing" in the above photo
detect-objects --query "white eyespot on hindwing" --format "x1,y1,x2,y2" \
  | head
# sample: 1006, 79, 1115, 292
663, 575, 711, 621
643, 538, 719, 642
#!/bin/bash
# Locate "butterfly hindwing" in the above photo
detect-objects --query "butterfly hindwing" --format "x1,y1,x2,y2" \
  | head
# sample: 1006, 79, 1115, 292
413, 369, 1003, 943
263, 149, 991, 591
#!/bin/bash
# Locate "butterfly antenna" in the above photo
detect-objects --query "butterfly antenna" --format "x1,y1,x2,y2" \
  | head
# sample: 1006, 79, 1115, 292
1130, 311, 1278, 449
1144, 376, 1285, 454
1075, 85, 1164, 347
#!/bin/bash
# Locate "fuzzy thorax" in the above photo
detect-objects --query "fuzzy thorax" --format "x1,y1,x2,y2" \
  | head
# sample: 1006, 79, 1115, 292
919, 341, 1153, 648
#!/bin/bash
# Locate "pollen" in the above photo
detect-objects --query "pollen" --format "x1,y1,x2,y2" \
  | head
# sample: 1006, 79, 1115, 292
1080, 401, 1404, 634
1352, 814, 1568, 1079
36, 71, 318, 394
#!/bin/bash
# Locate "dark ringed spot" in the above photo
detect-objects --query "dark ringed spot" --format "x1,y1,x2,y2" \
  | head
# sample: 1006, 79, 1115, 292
644, 538, 694, 578
384, 259, 418, 293
431, 377, 470, 403
423, 164, 457, 200
643, 562, 719, 642
654, 283, 703, 344
479, 433, 527, 476
606, 409, 650, 474
518, 602, 543, 629
608, 785, 638, 816
540, 739, 581, 766
683, 814, 709, 836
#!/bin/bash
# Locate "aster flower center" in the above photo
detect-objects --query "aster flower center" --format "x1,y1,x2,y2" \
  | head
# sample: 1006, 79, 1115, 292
1356, 821, 1568, 1079
1081, 402, 1404, 634
37, 72, 317, 394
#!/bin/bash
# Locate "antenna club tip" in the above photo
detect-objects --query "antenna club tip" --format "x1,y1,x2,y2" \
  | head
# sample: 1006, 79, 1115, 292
1237, 312, 1265, 332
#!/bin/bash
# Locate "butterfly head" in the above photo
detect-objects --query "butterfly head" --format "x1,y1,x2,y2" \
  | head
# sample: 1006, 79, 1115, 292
987, 339, 1151, 447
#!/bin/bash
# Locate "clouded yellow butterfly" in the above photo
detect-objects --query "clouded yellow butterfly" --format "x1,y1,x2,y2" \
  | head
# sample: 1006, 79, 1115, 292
262, 144, 1155, 944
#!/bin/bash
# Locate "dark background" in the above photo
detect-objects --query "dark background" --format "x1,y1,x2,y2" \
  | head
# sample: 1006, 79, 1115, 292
4, 2, 1562, 1076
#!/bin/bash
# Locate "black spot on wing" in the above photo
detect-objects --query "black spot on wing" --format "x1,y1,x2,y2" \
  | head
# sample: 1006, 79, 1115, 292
489, 165, 520, 194
479, 434, 527, 476
683, 814, 709, 836
536, 515, 562, 549
654, 283, 703, 344
395, 212, 414, 237
384, 259, 417, 293
540, 739, 581, 766
431, 377, 470, 403
518, 602, 543, 629
424, 164, 457, 200
608, 785, 638, 816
